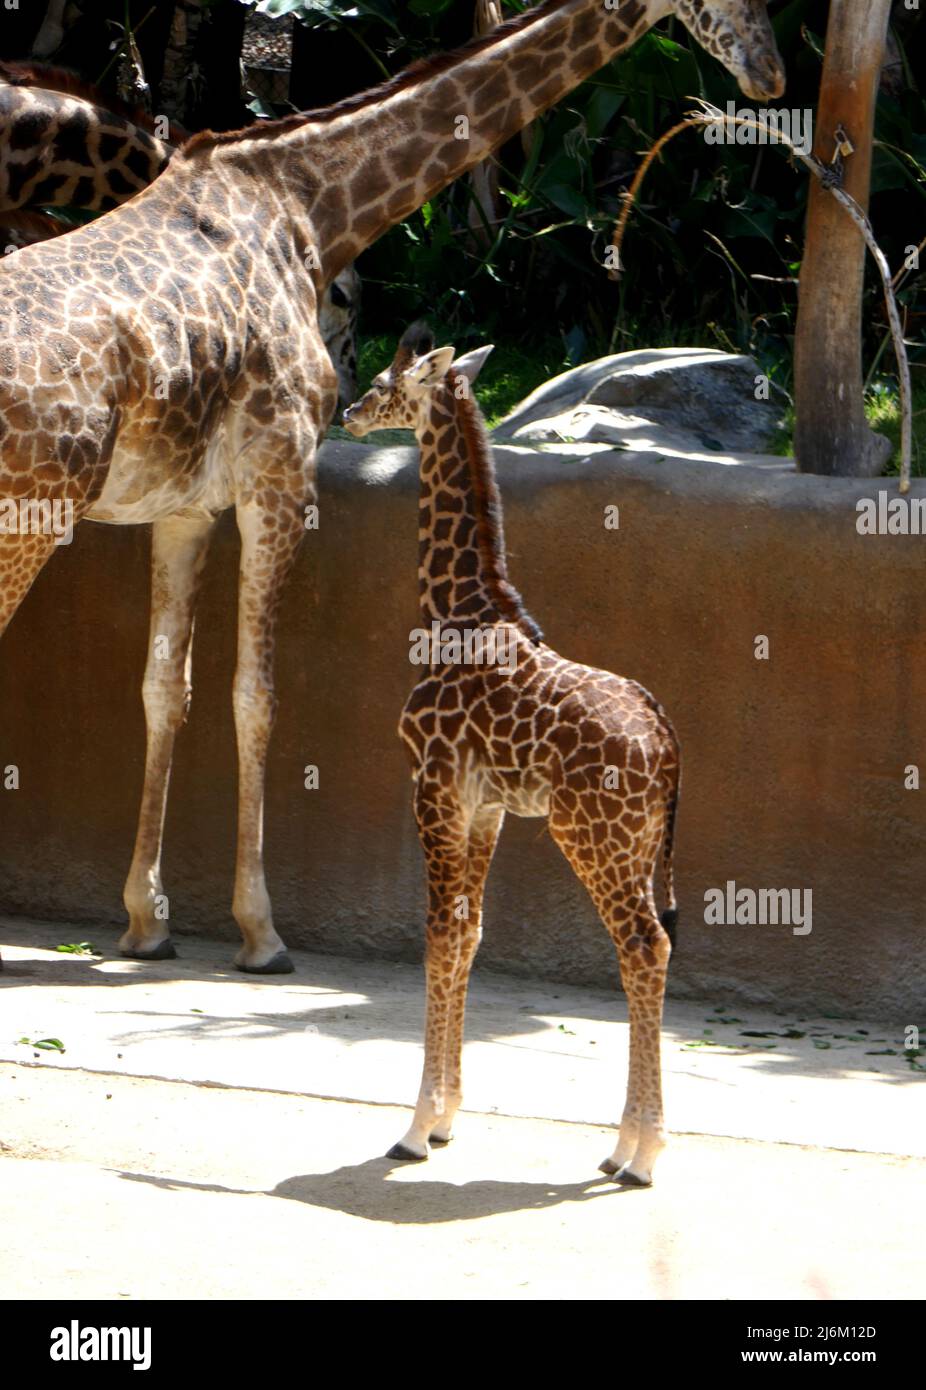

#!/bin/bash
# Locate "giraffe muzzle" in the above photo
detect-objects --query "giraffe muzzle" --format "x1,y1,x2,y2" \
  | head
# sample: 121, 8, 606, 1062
742, 54, 786, 103
341, 405, 365, 437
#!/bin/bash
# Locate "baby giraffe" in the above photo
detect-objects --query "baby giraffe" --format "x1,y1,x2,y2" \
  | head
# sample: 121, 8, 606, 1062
344, 325, 680, 1185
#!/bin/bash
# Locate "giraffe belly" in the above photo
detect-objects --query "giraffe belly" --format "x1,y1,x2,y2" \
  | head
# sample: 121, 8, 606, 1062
482, 768, 552, 819
85, 432, 235, 524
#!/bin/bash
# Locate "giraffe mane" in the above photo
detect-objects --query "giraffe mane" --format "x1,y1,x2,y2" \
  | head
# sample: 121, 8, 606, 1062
445, 367, 543, 645
180, 0, 573, 156
0, 60, 188, 144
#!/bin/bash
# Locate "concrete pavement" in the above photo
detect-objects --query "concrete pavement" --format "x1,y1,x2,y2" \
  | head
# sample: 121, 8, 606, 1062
1, 918, 923, 1299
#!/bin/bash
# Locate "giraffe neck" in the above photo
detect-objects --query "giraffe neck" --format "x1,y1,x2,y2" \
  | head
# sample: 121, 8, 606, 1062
416, 370, 540, 642
0, 75, 176, 213
181, 0, 663, 280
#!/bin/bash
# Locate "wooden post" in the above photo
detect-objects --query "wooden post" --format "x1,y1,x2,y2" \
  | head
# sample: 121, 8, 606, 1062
793, 0, 893, 477
159, 0, 207, 126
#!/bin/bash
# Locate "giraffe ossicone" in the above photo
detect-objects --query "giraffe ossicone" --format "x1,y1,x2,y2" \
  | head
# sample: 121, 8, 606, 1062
344, 326, 681, 1185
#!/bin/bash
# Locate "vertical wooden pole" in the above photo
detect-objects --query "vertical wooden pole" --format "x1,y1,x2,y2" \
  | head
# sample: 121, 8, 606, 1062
793, 0, 893, 477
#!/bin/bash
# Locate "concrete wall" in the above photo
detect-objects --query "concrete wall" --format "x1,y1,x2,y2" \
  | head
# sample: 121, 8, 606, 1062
1, 441, 924, 1016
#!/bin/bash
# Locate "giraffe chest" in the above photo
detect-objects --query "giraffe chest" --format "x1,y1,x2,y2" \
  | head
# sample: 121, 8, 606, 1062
399, 668, 557, 820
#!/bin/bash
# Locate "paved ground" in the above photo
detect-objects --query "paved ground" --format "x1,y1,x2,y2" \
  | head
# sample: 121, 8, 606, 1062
1, 918, 923, 1300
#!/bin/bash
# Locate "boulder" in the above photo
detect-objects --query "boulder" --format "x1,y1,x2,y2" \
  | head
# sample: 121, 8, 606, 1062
492, 347, 791, 467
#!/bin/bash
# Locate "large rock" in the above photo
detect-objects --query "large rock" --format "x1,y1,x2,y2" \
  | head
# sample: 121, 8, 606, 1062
493, 348, 790, 465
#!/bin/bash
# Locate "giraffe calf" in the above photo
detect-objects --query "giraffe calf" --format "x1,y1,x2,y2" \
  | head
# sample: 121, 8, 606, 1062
344, 325, 681, 1185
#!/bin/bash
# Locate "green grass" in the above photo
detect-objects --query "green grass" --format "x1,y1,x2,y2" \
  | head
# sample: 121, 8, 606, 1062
359, 332, 564, 427
328, 333, 568, 443
870, 374, 926, 479
772, 373, 926, 477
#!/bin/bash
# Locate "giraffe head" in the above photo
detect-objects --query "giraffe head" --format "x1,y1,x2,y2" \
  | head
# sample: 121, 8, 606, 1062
319, 264, 361, 408
669, 0, 785, 101
343, 323, 493, 438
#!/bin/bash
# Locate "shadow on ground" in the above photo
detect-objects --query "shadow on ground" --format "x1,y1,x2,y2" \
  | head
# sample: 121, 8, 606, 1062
113, 1158, 635, 1224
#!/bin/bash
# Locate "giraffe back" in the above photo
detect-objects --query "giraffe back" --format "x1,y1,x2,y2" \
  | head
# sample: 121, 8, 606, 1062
0, 73, 173, 213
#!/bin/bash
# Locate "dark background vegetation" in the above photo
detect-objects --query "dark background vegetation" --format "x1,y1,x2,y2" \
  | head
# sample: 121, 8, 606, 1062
3, 0, 924, 454
285, 1, 924, 431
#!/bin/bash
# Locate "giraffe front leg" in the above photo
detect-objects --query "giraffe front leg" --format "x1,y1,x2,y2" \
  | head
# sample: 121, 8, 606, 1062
121, 515, 216, 960
388, 933, 458, 1161
1, 526, 76, 973
429, 805, 504, 1147
229, 498, 308, 974
389, 782, 470, 1160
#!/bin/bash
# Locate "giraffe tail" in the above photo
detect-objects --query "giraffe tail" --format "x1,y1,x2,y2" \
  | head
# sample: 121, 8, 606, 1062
659, 773, 679, 953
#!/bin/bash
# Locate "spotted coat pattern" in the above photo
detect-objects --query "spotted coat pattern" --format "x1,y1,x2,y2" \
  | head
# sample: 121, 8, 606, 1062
0, 0, 780, 975
0, 66, 361, 404
345, 328, 681, 1184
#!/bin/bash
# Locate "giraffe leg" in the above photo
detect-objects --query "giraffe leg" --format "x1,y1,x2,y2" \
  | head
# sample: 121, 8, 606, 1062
388, 781, 470, 1160
229, 498, 308, 974
0, 529, 66, 972
600, 924, 670, 1186
0, 530, 65, 635
550, 804, 670, 1186
429, 804, 504, 1146
120, 514, 217, 960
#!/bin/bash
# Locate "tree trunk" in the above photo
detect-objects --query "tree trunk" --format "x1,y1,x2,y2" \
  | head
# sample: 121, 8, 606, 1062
159, 0, 207, 126
793, 0, 893, 477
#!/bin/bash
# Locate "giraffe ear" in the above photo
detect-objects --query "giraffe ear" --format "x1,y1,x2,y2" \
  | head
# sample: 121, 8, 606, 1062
451, 344, 494, 386
404, 346, 455, 388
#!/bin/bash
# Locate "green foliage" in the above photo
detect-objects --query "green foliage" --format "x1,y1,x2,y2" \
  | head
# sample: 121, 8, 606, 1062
17, 1037, 66, 1052
313, 0, 924, 414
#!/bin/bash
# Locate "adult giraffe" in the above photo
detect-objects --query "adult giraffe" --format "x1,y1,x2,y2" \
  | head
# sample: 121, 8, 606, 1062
0, 0, 783, 973
0, 64, 361, 403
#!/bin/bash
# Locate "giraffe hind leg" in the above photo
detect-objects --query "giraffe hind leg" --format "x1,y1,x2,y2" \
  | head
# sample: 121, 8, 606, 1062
549, 800, 671, 1186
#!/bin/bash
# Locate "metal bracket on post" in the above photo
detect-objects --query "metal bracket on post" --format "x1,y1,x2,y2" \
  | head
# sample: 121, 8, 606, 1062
823, 125, 855, 188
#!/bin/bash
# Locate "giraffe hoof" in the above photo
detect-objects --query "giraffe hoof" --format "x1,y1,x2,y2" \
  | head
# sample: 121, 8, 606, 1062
386, 1142, 428, 1162
612, 1167, 652, 1188
598, 1157, 620, 1176
120, 939, 177, 961
429, 1133, 452, 1147
235, 950, 294, 975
